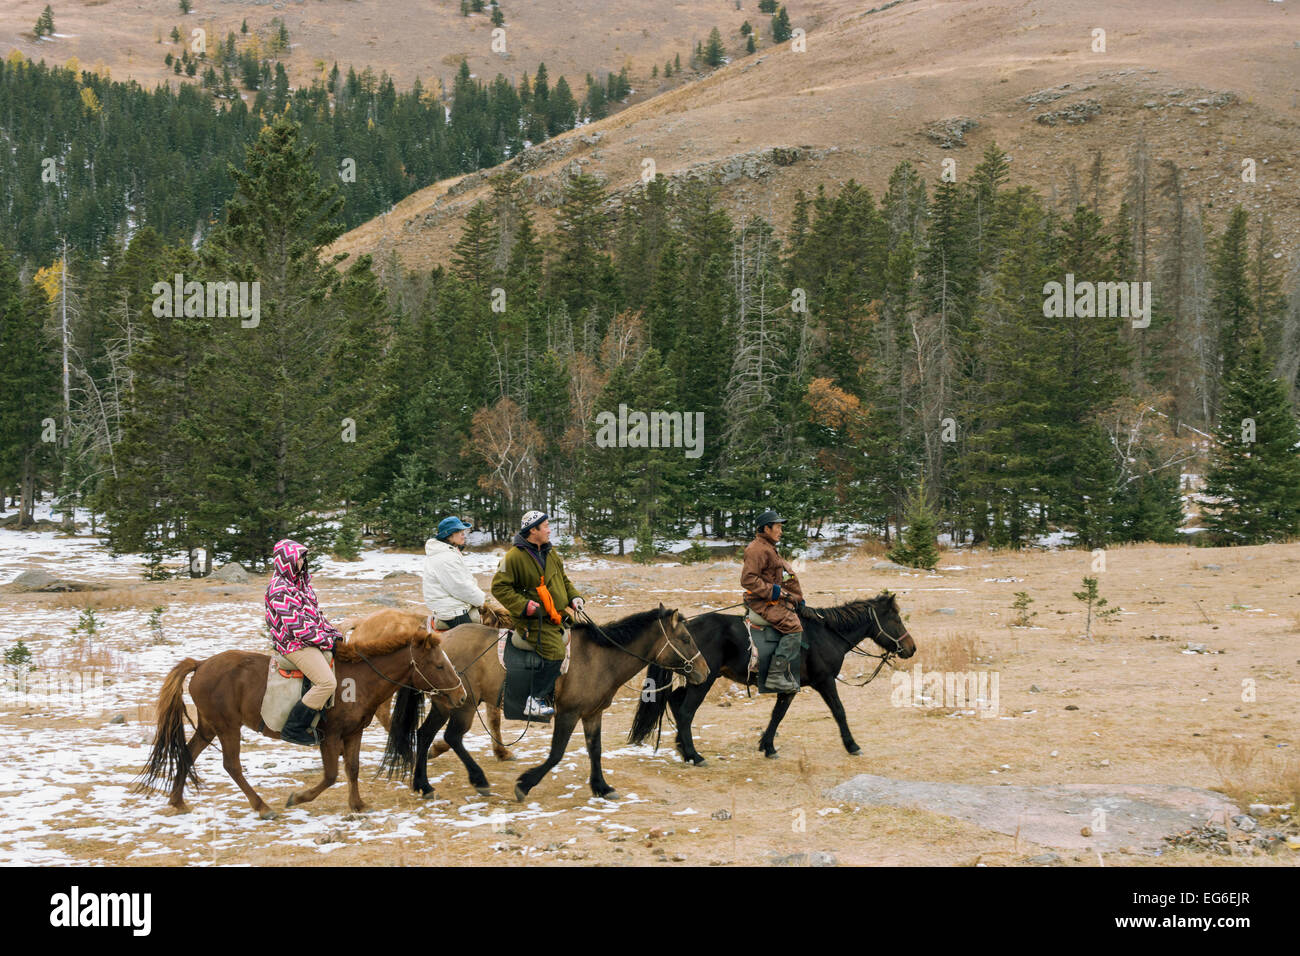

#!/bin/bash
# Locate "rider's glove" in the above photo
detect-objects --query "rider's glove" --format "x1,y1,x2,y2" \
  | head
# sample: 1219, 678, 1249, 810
524, 600, 540, 617
772, 583, 781, 600
570, 597, 585, 611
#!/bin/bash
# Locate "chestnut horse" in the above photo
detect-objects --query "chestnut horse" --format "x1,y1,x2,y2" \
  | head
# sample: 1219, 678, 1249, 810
135, 609, 466, 818
383, 605, 710, 802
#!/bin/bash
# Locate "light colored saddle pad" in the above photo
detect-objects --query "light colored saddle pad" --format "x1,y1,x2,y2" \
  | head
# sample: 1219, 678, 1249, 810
259, 650, 334, 733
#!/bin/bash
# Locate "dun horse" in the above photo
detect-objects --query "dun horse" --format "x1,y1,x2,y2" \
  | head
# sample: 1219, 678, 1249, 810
628, 593, 915, 764
383, 605, 709, 802
135, 609, 466, 817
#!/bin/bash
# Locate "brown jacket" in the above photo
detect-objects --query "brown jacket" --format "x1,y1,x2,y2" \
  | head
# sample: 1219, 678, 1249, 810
741, 531, 804, 634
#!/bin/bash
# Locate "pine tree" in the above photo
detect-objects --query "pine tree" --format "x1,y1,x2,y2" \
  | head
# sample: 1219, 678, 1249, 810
1202, 336, 1300, 544
887, 478, 941, 569
551, 172, 614, 315
35, 6, 55, 38
333, 511, 363, 560
1209, 206, 1253, 414
195, 117, 383, 567
179, 0, 191, 14
772, 6, 793, 43
705, 28, 726, 67
0, 250, 60, 527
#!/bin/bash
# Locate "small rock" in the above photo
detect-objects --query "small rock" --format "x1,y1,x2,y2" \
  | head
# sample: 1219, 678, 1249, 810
109, 714, 126, 725
1202, 564, 1221, 571
1027, 852, 1060, 864
934, 608, 957, 615
1064, 705, 1079, 711
1081, 826, 1093, 837
1099, 759, 1110, 767
767, 851, 837, 867
1186, 642, 1208, 653
1029, 684, 1042, 693
366, 594, 400, 607
1231, 815, 1256, 832
314, 828, 345, 845
710, 809, 731, 821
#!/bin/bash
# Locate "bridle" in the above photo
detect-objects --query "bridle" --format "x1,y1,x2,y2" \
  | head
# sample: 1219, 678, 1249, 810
351, 626, 466, 700
573, 608, 702, 677
826, 599, 912, 687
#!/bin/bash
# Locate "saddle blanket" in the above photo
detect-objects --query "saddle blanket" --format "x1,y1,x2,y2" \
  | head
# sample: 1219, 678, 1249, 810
259, 650, 334, 733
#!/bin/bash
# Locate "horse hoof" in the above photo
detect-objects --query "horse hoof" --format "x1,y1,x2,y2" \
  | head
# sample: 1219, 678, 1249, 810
476, 786, 492, 797
285, 794, 297, 808
848, 747, 862, 756
513, 782, 528, 802
259, 808, 278, 820
600, 790, 621, 801
765, 751, 779, 759
495, 752, 516, 762
690, 756, 707, 767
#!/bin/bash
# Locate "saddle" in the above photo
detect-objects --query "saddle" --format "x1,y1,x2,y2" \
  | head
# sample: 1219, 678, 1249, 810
259, 649, 335, 733
743, 609, 804, 694
495, 628, 570, 722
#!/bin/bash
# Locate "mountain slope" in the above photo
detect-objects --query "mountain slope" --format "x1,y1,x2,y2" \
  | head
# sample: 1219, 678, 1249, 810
330, 0, 1300, 271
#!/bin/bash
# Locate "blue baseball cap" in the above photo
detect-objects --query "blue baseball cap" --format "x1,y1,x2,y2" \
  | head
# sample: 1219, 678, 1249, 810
435, 516, 472, 540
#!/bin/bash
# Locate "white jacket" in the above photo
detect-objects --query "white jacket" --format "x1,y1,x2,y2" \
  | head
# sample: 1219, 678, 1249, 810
423, 538, 487, 619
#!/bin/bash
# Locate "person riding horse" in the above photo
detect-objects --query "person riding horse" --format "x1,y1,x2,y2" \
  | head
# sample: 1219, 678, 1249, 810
741, 509, 805, 693
423, 516, 486, 630
265, 538, 341, 745
491, 510, 584, 718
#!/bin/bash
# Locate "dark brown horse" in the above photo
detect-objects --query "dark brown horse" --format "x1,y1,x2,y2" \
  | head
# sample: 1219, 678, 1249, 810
135, 609, 467, 818
382, 605, 710, 802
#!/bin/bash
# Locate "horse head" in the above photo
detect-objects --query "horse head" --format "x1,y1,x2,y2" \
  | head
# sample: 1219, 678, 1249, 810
870, 590, 916, 658
655, 604, 710, 685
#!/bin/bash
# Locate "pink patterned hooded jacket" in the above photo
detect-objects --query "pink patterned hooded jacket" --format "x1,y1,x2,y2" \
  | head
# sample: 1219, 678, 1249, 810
265, 539, 342, 655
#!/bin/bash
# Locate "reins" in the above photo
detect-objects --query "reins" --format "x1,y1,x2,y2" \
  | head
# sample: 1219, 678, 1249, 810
823, 602, 909, 687
351, 630, 465, 699
572, 607, 702, 677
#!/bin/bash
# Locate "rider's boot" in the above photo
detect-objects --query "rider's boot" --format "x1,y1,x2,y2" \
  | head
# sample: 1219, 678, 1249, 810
764, 631, 803, 693
281, 700, 323, 745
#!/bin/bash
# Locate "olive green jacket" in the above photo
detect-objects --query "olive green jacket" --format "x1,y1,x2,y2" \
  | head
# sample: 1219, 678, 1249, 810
490, 533, 581, 661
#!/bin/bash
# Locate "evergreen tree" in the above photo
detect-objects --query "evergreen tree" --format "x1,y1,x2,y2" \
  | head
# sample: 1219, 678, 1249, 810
705, 28, 726, 67
772, 6, 792, 42
887, 478, 941, 570
0, 250, 59, 526
35, 6, 55, 38
1202, 337, 1300, 544
196, 117, 385, 567
1209, 206, 1253, 414
179, 0, 191, 15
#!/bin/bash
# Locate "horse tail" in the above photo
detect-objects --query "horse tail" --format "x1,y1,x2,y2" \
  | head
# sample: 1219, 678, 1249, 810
134, 657, 202, 795
379, 685, 424, 780
627, 663, 672, 748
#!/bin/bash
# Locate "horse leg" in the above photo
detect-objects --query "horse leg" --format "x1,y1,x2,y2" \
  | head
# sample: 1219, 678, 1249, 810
581, 711, 617, 799
286, 734, 342, 808
758, 692, 797, 758
412, 710, 448, 797
813, 678, 861, 755
343, 732, 368, 813
514, 709, 579, 802
169, 721, 215, 811
218, 728, 275, 819
488, 703, 514, 761
673, 679, 714, 766
444, 708, 491, 796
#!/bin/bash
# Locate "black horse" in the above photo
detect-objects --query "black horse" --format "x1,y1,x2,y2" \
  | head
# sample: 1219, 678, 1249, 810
628, 592, 916, 764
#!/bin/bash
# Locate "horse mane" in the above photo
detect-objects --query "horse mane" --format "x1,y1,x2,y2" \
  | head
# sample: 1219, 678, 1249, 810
803, 594, 894, 635
581, 607, 673, 648
334, 609, 438, 661
480, 597, 513, 629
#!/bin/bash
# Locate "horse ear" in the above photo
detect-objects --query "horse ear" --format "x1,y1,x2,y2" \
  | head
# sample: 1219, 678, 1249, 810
658, 601, 665, 612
